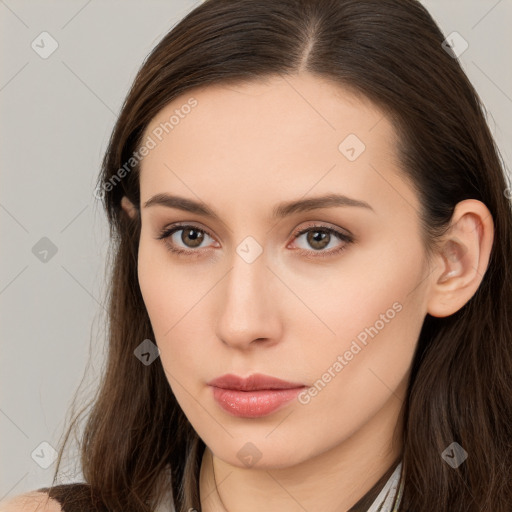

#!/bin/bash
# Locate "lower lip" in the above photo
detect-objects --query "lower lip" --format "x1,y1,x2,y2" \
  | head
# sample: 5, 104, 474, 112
210, 386, 305, 418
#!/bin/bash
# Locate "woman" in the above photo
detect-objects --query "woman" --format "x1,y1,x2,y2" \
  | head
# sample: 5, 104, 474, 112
3, 0, 511, 510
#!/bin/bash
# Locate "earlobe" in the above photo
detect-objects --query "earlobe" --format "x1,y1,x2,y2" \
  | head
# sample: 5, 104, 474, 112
426, 199, 494, 318
121, 195, 138, 220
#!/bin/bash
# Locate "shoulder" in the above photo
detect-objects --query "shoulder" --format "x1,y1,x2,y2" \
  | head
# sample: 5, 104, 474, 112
0, 484, 105, 512
0, 491, 62, 512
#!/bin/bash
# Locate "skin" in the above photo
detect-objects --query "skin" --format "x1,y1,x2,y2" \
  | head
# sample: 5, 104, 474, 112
121, 72, 493, 512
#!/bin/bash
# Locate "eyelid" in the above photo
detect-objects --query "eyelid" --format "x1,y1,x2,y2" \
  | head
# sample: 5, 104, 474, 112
156, 222, 219, 253
155, 221, 354, 258
289, 221, 353, 241
287, 222, 354, 258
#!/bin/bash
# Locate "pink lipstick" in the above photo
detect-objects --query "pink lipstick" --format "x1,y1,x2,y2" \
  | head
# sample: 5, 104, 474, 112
208, 373, 306, 418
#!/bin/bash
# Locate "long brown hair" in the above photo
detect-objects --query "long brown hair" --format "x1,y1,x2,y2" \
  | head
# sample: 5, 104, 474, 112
49, 0, 512, 510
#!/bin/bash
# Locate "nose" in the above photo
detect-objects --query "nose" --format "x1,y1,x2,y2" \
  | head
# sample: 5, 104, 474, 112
214, 247, 283, 350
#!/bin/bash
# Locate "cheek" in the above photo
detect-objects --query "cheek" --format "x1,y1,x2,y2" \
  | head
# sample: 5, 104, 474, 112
138, 237, 199, 330
298, 295, 421, 443
289, 231, 426, 351
137, 239, 212, 378
295, 240, 427, 423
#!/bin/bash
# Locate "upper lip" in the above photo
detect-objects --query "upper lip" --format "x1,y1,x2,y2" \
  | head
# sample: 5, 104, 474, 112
208, 373, 306, 391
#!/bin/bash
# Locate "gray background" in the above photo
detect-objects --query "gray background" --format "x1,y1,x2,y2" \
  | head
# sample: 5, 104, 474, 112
1, 0, 511, 500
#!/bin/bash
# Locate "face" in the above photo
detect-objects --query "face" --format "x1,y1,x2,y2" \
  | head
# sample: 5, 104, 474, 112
134, 72, 431, 469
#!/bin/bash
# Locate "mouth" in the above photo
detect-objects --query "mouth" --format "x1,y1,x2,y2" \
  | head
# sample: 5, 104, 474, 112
207, 373, 307, 418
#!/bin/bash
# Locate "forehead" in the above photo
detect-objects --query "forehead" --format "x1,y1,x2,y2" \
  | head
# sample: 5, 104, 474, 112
138, 73, 418, 220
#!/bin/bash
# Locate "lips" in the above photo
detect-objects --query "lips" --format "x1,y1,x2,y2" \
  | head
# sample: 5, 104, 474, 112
207, 373, 305, 391
207, 373, 307, 418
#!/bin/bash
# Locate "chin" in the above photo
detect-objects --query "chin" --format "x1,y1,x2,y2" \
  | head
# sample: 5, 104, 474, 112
208, 436, 315, 470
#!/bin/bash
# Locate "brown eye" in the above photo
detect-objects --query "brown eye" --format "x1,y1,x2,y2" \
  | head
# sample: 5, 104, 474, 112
156, 224, 216, 255
291, 224, 354, 259
180, 227, 205, 248
305, 230, 331, 250
156, 223, 353, 259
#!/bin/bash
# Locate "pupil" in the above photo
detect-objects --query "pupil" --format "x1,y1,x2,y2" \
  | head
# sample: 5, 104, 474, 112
308, 230, 329, 250
183, 228, 203, 247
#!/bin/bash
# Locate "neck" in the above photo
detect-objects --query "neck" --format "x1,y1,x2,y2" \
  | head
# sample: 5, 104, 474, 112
199, 381, 405, 512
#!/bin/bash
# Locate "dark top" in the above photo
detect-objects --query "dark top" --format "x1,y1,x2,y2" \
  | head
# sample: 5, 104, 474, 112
37, 459, 400, 511
35, 483, 109, 511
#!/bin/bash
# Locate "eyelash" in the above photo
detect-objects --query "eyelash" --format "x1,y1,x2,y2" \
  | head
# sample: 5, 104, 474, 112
155, 223, 354, 259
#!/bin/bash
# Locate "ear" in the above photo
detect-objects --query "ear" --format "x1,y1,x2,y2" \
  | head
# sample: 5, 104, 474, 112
426, 199, 494, 318
121, 195, 138, 220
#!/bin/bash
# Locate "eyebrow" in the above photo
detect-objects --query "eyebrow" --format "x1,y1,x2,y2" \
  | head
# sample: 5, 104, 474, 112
143, 193, 375, 219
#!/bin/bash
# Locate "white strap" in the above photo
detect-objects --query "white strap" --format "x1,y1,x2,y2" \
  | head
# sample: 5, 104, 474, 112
365, 461, 402, 512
